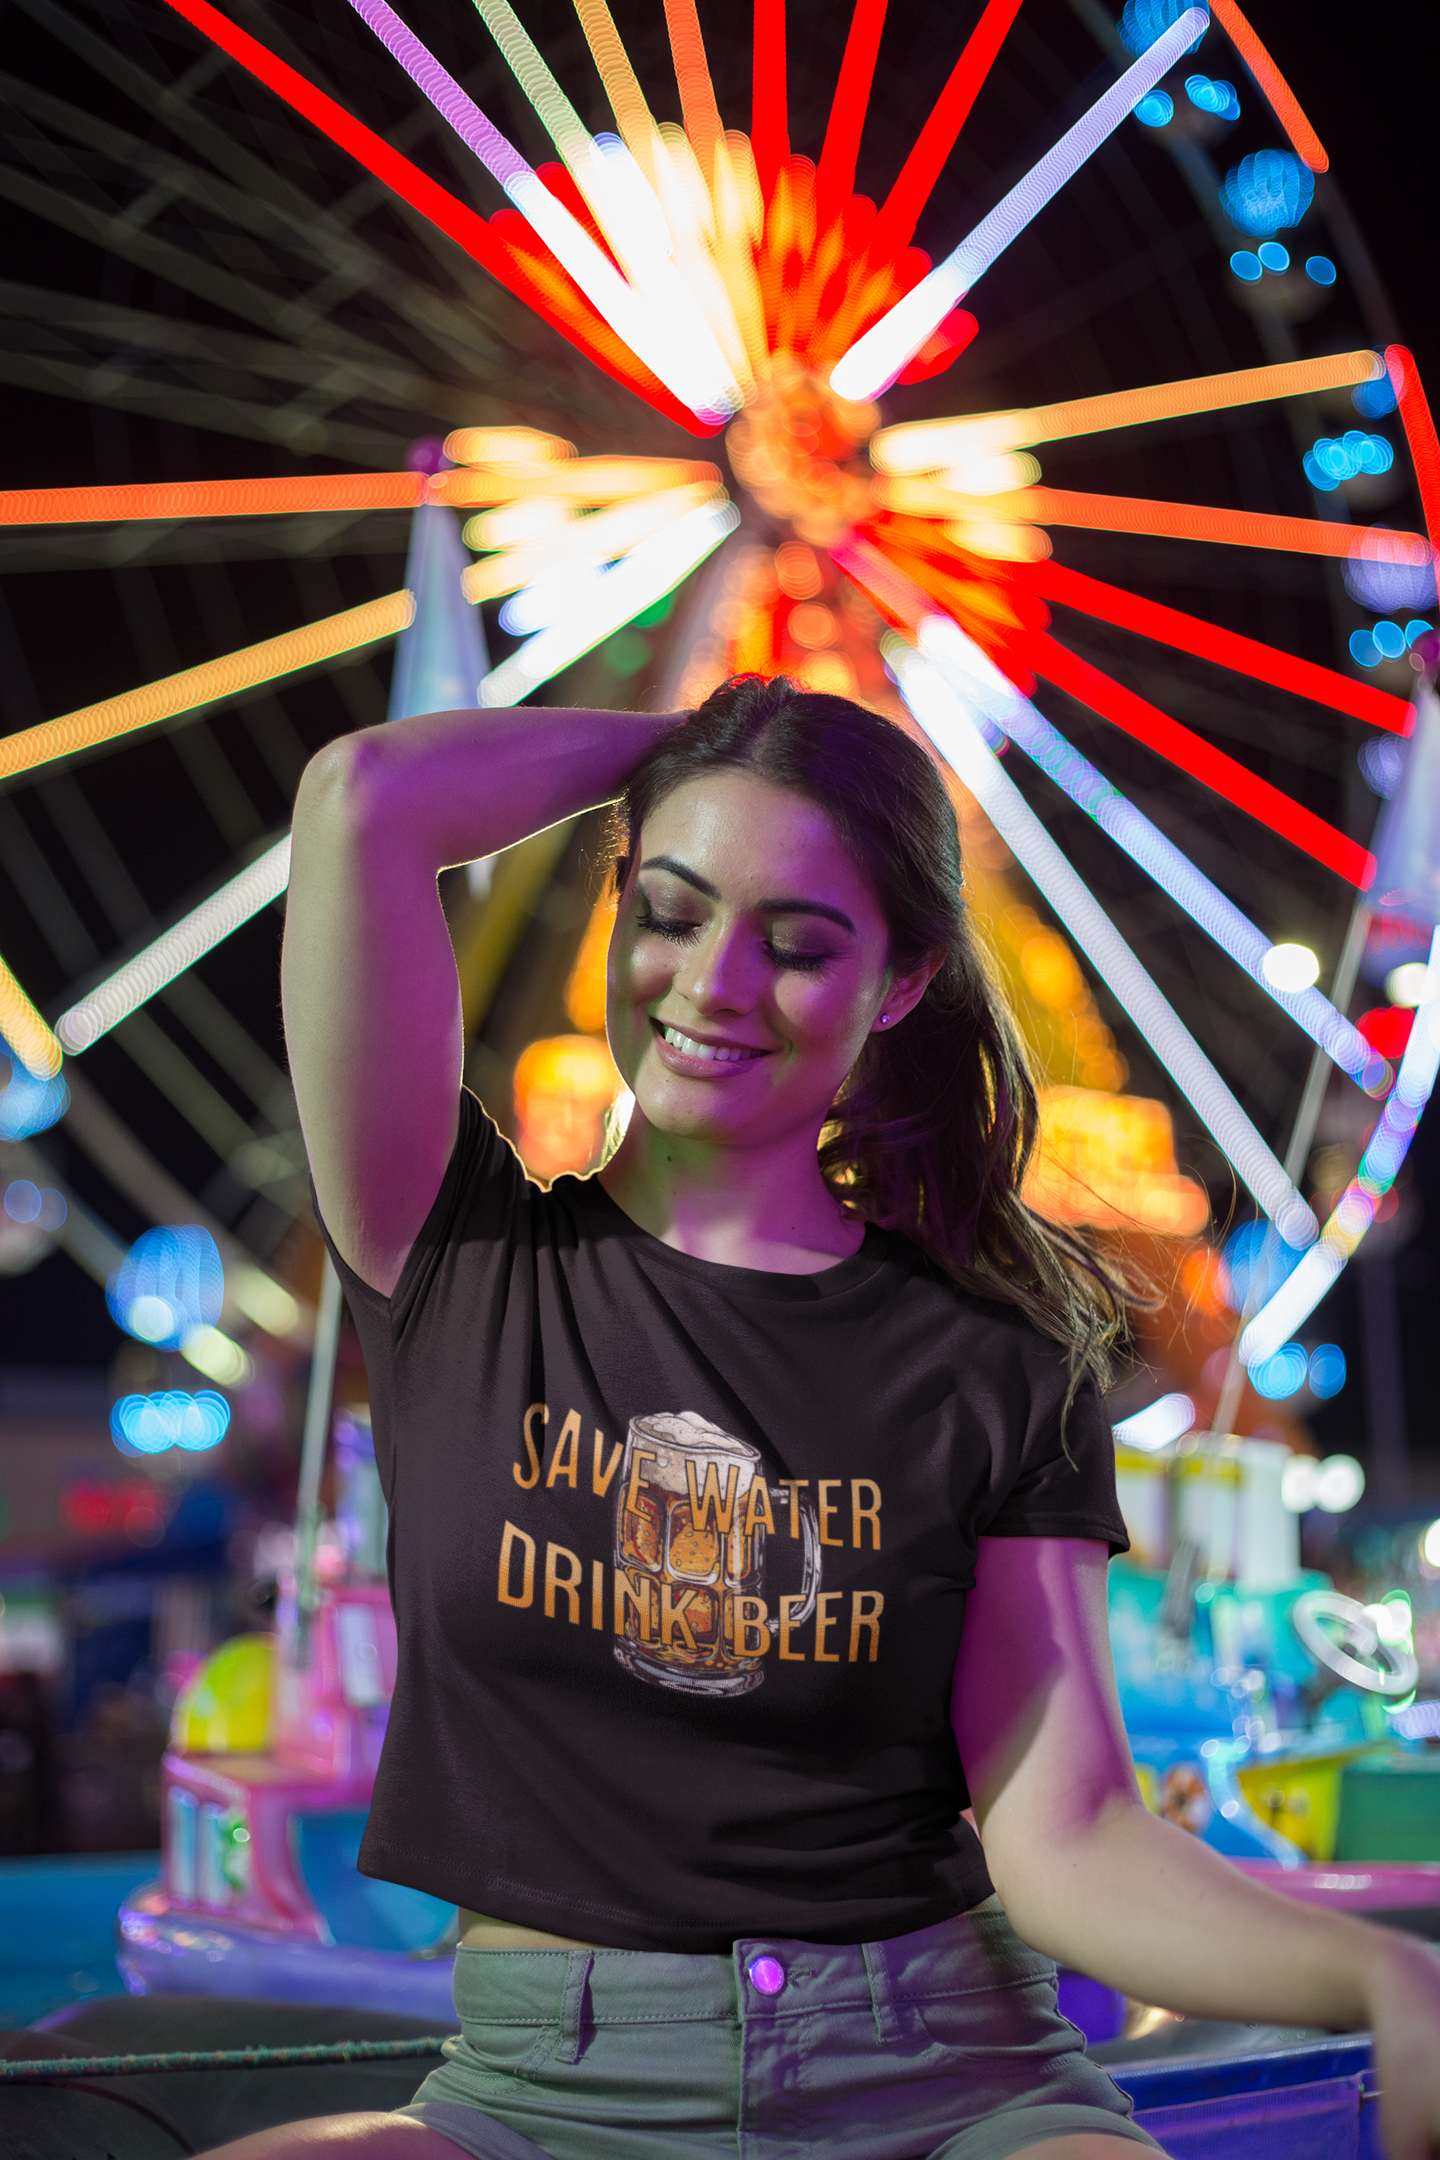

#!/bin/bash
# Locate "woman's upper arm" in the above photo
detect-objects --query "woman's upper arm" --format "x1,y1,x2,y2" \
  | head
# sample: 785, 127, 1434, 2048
950, 1537, 1139, 1889
282, 731, 463, 1296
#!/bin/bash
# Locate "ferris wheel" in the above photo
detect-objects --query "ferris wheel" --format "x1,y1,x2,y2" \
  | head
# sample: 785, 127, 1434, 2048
0, 0, 1435, 1430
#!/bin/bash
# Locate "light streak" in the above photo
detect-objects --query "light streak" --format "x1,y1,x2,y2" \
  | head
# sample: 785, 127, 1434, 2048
344, 0, 738, 424
479, 499, 740, 707
443, 427, 575, 465
1, 954, 63, 1078
155, 0, 696, 428
1027, 559, 1414, 735
1033, 636, 1377, 888
663, 0, 725, 181
752, 0, 788, 196
815, 0, 887, 228
829, 8, 1206, 399
56, 838, 293, 1053
433, 458, 720, 507
1241, 929, 1440, 1365
870, 350, 1385, 470
0, 596, 412, 788
461, 483, 726, 602
469, 0, 745, 408
1207, 0, 1327, 172
887, 633, 1317, 1247
181, 1323, 254, 1389
573, 0, 662, 183
1114, 1392, 1195, 1450
1387, 347, 1440, 561
875, 477, 1431, 571
921, 619, 1381, 1085
866, 0, 1024, 265
0, 474, 425, 529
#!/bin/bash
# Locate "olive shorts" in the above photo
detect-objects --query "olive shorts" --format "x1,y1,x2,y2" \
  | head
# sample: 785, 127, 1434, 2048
397, 1896, 1163, 2160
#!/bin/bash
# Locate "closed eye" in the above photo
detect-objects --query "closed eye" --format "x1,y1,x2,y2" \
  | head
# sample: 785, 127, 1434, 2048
638, 908, 703, 942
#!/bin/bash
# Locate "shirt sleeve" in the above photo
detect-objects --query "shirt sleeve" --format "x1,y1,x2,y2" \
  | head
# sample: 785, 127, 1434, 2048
979, 1362, 1130, 1556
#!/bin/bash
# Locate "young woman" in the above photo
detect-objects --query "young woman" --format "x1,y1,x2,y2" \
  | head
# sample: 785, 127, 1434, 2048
210, 677, 1440, 2160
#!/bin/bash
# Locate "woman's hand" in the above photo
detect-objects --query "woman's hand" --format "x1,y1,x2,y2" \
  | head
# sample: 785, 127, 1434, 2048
1365, 1930, 1440, 2160
953, 1535, 1440, 2149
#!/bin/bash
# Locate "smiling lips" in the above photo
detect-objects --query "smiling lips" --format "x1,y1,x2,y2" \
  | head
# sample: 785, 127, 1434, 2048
657, 1022, 768, 1068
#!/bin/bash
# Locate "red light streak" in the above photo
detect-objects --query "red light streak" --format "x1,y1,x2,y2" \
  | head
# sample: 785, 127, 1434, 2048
752, 0, 789, 198
896, 307, 979, 385
155, 0, 703, 434
1033, 636, 1376, 888
815, 0, 888, 230
868, 0, 1024, 264
1208, 0, 1327, 172
1026, 559, 1415, 736
1386, 346, 1440, 562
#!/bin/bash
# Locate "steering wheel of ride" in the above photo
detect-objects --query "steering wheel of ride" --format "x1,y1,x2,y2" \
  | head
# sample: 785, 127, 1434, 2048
1291, 1589, 1419, 1697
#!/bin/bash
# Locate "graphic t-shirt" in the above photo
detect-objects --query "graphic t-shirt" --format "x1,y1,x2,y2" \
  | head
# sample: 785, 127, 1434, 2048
327, 1088, 1128, 1953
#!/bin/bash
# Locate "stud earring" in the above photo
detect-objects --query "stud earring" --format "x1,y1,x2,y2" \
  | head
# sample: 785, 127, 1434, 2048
880, 1013, 890, 1026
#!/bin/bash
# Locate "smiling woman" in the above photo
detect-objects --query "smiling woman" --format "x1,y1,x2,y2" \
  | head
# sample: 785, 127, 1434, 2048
255, 678, 1440, 2160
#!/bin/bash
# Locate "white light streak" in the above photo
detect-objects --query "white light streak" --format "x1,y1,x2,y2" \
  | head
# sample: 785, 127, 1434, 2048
886, 635, 1317, 1248
911, 617, 1379, 1086
1114, 1392, 1196, 1451
479, 499, 740, 708
180, 1323, 254, 1388
1241, 927, 1440, 1364
829, 9, 1208, 401
57, 837, 292, 1053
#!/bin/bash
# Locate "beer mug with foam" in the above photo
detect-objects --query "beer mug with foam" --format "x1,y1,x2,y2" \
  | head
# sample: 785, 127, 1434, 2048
614, 1411, 820, 1695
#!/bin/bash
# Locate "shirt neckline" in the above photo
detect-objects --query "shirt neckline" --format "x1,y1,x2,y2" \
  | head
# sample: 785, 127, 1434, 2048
558, 1170, 893, 1302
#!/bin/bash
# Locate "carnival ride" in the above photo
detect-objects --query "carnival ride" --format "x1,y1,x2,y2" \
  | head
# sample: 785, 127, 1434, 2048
1, 0, 1439, 2061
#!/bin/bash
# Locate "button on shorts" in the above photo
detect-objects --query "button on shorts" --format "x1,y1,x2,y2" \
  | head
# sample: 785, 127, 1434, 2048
397, 1895, 1163, 2160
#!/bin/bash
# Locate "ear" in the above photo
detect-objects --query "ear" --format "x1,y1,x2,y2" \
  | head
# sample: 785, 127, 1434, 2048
871, 952, 944, 1034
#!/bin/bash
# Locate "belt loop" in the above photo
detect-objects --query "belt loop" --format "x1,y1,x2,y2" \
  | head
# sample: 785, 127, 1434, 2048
557, 1949, 594, 2065
862, 1940, 900, 2045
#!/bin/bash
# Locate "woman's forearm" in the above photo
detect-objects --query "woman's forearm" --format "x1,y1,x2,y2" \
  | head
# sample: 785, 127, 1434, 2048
987, 1787, 1417, 2031
305, 701, 679, 870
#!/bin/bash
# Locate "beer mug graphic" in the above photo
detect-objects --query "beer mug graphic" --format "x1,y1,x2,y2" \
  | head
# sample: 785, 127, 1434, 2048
614, 1411, 820, 1695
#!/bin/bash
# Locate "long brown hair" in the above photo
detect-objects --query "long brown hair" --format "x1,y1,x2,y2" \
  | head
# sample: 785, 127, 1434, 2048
613, 674, 1132, 1389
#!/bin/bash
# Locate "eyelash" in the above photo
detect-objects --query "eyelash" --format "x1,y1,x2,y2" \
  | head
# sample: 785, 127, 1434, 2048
638, 909, 834, 974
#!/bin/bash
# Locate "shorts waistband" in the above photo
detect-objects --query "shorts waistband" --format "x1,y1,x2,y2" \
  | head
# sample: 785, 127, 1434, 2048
450, 1896, 1051, 2039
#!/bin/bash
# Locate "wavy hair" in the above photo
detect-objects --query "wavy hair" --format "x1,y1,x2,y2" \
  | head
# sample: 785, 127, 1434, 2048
612, 674, 1133, 1392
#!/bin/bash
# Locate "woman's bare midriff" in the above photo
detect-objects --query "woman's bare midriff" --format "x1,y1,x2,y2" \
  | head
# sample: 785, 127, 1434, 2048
458, 1910, 608, 1949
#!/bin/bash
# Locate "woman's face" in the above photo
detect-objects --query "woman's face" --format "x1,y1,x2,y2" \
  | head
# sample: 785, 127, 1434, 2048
607, 770, 928, 1155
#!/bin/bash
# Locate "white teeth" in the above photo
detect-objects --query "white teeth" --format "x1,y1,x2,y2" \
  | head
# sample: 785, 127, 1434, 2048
661, 1025, 761, 1064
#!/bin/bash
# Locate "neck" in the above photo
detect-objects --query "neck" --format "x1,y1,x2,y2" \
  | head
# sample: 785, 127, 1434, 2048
598, 1115, 863, 1273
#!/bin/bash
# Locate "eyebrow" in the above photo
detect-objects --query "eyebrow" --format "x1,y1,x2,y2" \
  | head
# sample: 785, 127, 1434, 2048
638, 855, 857, 935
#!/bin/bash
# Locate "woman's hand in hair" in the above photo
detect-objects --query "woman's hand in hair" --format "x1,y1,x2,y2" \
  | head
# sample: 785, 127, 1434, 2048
282, 703, 678, 1294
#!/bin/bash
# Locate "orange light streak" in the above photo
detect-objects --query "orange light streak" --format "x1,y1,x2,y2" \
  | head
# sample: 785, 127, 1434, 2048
444, 427, 575, 465
872, 476, 1431, 567
663, 0, 724, 180
433, 458, 720, 507
572, 0, 662, 183
871, 349, 1385, 468
1386, 346, 1440, 562
1208, 0, 1327, 172
0, 473, 425, 529
1034, 636, 1376, 888
0, 592, 414, 784
0, 953, 63, 1079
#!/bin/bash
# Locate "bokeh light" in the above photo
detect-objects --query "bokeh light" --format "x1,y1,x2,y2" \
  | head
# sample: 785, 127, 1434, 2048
1249, 1341, 1308, 1398
1257, 240, 1289, 273
1134, 90, 1174, 126
1307, 1343, 1346, 1398
1387, 963, 1431, 1008
0, 1048, 69, 1140
1304, 432, 1394, 490
1261, 942, 1320, 993
1229, 250, 1261, 282
106, 1225, 224, 1350
1222, 1220, 1304, 1311
1220, 151, 1314, 236
1358, 737, 1405, 797
111, 1390, 231, 1455
1343, 528, 1438, 613
1305, 256, 1336, 286
1353, 375, 1398, 419
1185, 74, 1239, 119
1118, 0, 1205, 54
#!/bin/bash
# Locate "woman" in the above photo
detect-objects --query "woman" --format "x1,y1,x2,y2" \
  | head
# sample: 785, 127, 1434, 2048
211, 677, 1440, 2160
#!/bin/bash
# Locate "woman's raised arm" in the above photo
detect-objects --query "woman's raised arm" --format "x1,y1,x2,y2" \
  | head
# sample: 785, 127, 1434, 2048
282, 703, 674, 1294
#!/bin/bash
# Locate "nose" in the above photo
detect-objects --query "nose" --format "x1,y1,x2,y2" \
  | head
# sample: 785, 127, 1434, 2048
673, 921, 755, 1016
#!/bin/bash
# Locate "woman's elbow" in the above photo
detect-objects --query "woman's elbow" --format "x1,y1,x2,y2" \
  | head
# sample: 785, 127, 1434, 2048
292, 728, 396, 846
